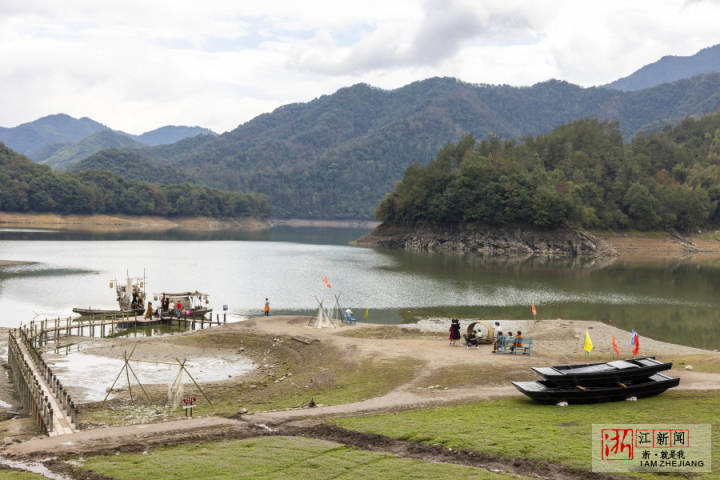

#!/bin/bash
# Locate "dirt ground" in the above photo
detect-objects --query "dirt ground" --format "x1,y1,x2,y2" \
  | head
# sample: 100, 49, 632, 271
1, 316, 718, 468
0, 212, 270, 233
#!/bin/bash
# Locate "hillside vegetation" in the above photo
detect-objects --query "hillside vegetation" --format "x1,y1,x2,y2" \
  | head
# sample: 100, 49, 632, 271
126, 74, 720, 219
376, 112, 720, 233
0, 143, 270, 218
30, 130, 147, 170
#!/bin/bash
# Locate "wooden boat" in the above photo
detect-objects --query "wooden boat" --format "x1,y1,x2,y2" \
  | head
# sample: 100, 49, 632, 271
73, 272, 148, 317
531, 357, 672, 387
513, 373, 680, 404
158, 291, 212, 320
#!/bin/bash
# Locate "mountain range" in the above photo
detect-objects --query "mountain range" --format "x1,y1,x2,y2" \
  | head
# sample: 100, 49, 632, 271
604, 43, 720, 91
0, 113, 215, 157
6, 43, 720, 219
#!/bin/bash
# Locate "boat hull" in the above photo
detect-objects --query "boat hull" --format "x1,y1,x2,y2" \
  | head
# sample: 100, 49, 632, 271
531, 357, 672, 387
513, 373, 680, 404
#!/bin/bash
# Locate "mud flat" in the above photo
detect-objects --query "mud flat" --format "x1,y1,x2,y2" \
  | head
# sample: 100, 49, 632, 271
0, 212, 270, 233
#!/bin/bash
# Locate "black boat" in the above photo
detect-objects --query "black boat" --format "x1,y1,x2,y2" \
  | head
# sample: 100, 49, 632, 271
531, 357, 672, 387
513, 373, 680, 404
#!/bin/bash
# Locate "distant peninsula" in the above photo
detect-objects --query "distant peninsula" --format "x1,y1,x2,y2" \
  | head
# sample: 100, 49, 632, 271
360, 113, 720, 256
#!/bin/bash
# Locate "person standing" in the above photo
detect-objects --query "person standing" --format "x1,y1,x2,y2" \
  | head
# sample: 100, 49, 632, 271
264, 298, 270, 317
449, 318, 461, 346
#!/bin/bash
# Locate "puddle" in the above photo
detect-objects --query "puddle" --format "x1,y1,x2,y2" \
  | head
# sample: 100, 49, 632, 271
45, 352, 255, 402
0, 456, 71, 480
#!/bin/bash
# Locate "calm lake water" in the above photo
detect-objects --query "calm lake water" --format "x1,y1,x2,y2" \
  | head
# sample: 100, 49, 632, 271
1, 226, 719, 349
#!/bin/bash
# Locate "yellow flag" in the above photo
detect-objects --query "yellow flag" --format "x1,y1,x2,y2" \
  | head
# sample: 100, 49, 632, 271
584, 330, 593, 353
364, 307, 369, 320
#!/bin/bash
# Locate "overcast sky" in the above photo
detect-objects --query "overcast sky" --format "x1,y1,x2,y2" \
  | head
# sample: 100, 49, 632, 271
1, 0, 719, 134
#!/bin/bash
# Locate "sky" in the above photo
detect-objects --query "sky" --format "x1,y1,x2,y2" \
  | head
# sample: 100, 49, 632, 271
1, 0, 720, 134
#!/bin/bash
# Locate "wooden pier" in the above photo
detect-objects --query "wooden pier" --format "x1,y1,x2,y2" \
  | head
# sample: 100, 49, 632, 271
8, 329, 76, 436
7, 312, 227, 434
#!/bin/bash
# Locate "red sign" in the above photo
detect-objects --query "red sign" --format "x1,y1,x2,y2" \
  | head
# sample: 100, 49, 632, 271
183, 396, 196, 405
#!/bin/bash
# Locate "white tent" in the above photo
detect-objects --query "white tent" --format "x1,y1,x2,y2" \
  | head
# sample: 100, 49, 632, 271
307, 299, 337, 328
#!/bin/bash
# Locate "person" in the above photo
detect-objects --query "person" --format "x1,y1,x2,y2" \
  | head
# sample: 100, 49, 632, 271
176, 300, 182, 319
514, 331, 523, 353
145, 301, 153, 319
466, 329, 479, 348
449, 318, 461, 346
264, 298, 270, 317
492, 321, 501, 353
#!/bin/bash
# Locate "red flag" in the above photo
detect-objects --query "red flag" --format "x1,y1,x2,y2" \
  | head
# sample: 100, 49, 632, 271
612, 335, 620, 356
632, 333, 639, 355
531, 304, 537, 316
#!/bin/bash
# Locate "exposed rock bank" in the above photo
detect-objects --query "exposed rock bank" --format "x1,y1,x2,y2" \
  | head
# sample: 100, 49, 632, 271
352, 224, 617, 256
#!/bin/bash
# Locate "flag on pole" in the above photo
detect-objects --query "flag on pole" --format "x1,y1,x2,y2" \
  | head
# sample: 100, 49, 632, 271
584, 330, 593, 354
632, 332, 639, 355
531, 304, 537, 317
364, 307, 369, 320
612, 335, 620, 356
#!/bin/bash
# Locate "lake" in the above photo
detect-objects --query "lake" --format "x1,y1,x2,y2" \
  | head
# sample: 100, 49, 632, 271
1, 226, 719, 349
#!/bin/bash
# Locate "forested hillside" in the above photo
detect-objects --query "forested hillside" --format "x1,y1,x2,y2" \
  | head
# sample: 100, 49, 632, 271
127, 74, 720, 219
69, 149, 189, 184
0, 143, 270, 218
30, 131, 146, 170
605, 44, 720, 91
376, 113, 720, 233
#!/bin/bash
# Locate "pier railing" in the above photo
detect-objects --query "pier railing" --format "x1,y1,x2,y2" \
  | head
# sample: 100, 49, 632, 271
7, 330, 63, 434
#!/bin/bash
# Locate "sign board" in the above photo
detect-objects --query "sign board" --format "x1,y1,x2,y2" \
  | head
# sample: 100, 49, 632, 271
183, 396, 196, 417
593, 424, 711, 473
223, 304, 228, 311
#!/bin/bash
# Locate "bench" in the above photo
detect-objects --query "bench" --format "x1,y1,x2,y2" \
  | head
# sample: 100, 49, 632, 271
496, 336, 533, 355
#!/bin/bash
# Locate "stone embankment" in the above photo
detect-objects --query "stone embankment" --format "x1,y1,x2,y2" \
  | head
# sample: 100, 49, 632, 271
352, 224, 617, 256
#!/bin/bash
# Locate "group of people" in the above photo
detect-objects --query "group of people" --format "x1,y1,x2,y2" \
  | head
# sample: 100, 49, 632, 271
448, 319, 524, 353
493, 327, 523, 353
144, 296, 187, 319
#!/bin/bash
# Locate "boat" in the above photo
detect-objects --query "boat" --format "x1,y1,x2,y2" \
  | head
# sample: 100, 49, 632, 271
158, 291, 212, 320
531, 357, 672, 387
513, 373, 680, 404
73, 272, 147, 317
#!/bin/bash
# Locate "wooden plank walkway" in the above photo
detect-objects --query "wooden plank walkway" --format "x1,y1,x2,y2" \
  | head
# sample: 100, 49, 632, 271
13, 335, 75, 436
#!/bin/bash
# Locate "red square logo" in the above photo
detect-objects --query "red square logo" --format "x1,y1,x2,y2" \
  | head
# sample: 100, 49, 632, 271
602, 428, 634, 460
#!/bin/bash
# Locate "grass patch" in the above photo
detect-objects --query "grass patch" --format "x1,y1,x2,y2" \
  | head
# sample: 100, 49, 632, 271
0, 470, 46, 480
79, 435, 530, 480
336, 391, 719, 479
418, 363, 534, 389
335, 326, 444, 339
80, 330, 420, 426
668, 353, 720, 373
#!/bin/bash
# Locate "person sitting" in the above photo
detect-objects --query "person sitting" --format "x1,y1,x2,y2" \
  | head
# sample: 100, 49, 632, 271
514, 331, 523, 351
465, 329, 478, 348
505, 332, 514, 352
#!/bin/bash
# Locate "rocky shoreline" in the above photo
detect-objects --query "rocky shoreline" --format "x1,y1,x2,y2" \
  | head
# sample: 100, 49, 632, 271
352, 224, 618, 256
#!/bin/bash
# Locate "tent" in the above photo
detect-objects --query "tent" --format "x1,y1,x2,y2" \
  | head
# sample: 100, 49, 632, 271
307, 299, 337, 328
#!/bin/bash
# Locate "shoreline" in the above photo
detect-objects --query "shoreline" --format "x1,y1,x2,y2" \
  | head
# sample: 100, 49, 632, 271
355, 223, 720, 258
0, 212, 377, 233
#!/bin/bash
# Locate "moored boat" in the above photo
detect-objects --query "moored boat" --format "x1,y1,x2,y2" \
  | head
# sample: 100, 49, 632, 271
531, 357, 672, 387
513, 373, 680, 404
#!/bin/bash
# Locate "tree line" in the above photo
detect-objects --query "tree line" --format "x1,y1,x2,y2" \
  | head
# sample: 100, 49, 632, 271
376, 113, 720, 232
0, 143, 271, 218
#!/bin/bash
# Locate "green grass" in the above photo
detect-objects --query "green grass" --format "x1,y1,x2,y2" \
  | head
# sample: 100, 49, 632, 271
0, 469, 47, 480
80, 436, 530, 480
335, 391, 719, 479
